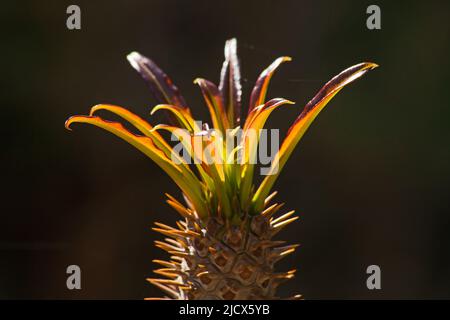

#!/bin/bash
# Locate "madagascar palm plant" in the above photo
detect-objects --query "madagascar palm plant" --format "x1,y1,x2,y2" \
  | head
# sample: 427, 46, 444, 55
66, 39, 377, 299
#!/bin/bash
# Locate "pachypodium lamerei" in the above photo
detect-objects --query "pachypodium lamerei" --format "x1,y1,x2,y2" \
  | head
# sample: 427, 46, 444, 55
66, 39, 377, 299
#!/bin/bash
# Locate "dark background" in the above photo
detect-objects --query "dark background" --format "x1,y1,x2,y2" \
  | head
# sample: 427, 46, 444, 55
1, 0, 449, 299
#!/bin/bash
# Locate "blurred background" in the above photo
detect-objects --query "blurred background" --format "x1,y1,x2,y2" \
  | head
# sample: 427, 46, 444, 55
1, 0, 449, 299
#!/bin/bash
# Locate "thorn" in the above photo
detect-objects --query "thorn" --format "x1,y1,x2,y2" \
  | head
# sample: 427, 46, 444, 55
149, 278, 184, 286
168, 250, 190, 257
270, 210, 296, 225
264, 191, 278, 206
167, 200, 193, 219
154, 222, 177, 231
165, 238, 187, 248
153, 268, 180, 278
279, 247, 297, 256
155, 241, 185, 252
146, 278, 179, 299
258, 240, 286, 248
152, 227, 200, 240
152, 279, 192, 292
153, 259, 175, 268
171, 256, 184, 262
176, 220, 187, 230
195, 271, 210, 278
261, 203, 284, 218
268, 245, 299, 263
183, 230, 201, 238
152, 227, 182, 240
165, 193, 183, 206
271, 216, 299, 234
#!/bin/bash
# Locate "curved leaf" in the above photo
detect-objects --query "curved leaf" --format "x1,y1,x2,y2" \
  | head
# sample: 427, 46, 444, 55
127, 52, 190, 125
248, 56, 291, 115
219, 38, 242, 127
194, 78, 229, 133
150, 104, 197, 132
239, 98, 295, 210
252, 62, 378, 211
89, 104, 171, 156
65, 115, 208, 218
